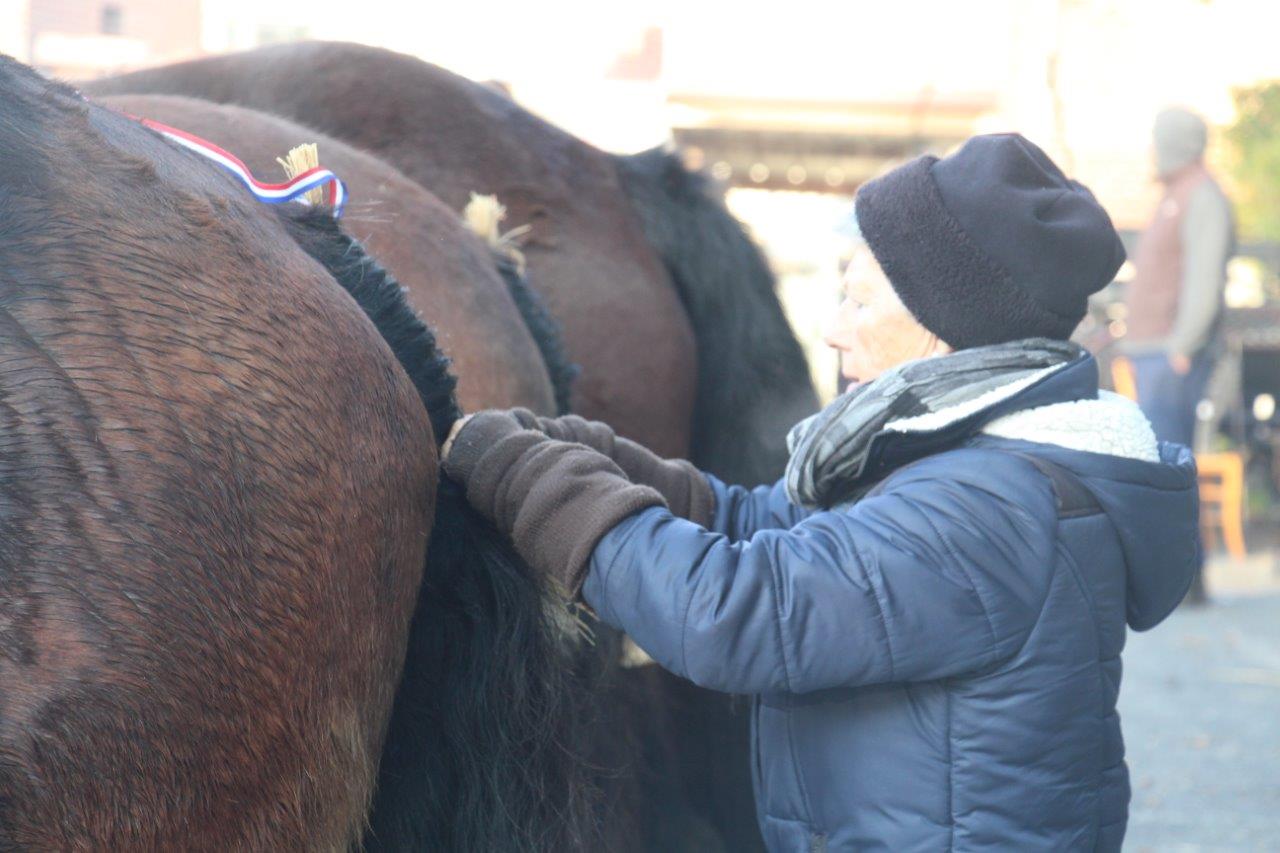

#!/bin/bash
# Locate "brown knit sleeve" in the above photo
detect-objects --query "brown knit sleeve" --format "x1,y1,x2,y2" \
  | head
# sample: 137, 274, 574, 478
444, 410, 665, 595
505, 409, 714, 527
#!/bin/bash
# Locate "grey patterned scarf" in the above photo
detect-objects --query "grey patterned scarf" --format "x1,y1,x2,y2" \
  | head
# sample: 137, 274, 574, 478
784, 338, 1084, 509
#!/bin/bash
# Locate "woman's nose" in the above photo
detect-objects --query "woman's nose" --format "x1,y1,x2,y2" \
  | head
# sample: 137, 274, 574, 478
825, 300, 855, 348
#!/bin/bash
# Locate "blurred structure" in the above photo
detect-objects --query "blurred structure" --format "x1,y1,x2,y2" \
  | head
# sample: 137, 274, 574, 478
669, 93, 992, 194
6, 0, 200, 79
0, 1, 28, 61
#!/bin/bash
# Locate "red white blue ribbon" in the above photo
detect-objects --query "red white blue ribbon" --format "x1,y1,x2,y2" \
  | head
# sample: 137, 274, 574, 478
137, 117, 347, 217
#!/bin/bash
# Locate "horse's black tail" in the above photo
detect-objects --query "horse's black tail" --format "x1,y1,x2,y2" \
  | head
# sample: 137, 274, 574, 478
490, 252, 579, 416
615, 148, 818, 486
279, 208, 602, 852
367, 479, 602, 852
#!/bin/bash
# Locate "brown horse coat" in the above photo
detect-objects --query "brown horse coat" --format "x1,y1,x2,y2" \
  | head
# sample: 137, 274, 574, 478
88, 41, 700, 459
0, 59, 433, 850
99, 93, 557, 415
87, 46, 821, 852
95, 94, 673, 853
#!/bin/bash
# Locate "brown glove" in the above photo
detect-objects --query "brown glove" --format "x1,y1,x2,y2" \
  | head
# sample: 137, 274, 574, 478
443, 410, 665, 596
508, 408, 714, 527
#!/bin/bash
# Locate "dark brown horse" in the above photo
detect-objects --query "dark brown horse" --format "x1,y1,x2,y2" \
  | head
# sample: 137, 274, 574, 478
0, 58, 433, 849
87, 40, 819, 487
2, 59, 598, 851
91, 93, 732, 852
88, 45, 813, 852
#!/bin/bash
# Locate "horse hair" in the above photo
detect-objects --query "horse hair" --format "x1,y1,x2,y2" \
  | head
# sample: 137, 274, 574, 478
490, 253, 579, 416
614, 148, 819, 486
278, 207, 602, 851
276, 208, 460, 440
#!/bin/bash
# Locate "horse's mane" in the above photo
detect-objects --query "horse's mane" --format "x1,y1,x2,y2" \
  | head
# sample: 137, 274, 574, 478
277, 207, 460, 438
277, 206, 603, 851
490, 253, 578, 416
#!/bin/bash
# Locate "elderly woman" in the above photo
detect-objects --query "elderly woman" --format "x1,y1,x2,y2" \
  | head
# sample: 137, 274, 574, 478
443, 134, 1198, 852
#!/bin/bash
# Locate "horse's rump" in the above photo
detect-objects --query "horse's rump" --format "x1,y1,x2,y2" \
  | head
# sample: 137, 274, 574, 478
87, 41, 820, 485
87, 42, 701, 460
99, 93, 622, 850
483, 248, 579, 416
0, 59, 432, 849
97, 93, 558, 416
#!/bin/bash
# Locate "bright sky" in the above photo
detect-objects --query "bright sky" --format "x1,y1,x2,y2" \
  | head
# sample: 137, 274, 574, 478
200, 1, 1280, 102
196, 0, 1280, 224
200, 0, 1280, 145
202, 0, 1012, 96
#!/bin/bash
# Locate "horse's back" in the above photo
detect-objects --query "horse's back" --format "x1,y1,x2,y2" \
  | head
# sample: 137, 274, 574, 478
99, 92, 558, 415
0, 59, 432, 850
88, 41, 699, 457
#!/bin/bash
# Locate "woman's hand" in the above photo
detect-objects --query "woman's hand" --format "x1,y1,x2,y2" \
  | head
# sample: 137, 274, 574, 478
439, 408, 665, 596
506, 408, 714, 526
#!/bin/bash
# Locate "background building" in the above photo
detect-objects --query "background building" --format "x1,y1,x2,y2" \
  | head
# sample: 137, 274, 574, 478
7, 0, 200, 79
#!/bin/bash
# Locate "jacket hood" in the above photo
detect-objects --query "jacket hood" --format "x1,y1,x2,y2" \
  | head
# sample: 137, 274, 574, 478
981, 400, 1198, 631
881, 353, 1199, 631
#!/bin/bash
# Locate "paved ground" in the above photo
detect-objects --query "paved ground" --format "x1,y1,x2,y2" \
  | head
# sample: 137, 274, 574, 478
1121, 568, 1280, 851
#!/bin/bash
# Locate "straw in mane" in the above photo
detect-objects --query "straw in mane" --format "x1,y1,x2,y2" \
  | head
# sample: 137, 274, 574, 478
463, 192, 532, 274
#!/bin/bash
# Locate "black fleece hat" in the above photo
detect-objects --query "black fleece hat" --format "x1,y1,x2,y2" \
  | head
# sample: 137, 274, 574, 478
853, 133, 1126, 350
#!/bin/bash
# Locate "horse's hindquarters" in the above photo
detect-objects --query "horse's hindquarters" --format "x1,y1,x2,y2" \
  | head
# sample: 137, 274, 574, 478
0, 64, 435, 850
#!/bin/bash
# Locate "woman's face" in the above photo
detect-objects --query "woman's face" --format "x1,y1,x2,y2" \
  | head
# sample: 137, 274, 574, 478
824, 245, 951, 384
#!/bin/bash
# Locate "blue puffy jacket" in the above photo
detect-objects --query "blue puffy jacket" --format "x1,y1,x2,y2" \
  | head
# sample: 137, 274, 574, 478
583, 355, 1198, 851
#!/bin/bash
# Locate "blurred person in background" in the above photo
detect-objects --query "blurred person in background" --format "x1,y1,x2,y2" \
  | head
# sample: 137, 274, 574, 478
1124, 107, 1236, 605
443, 134, 1199, 851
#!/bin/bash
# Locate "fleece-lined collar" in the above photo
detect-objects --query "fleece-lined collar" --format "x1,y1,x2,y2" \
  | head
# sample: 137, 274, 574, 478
839, 348, 1099, 494
886, 368, 1160, 464
982, 391, 1159, 462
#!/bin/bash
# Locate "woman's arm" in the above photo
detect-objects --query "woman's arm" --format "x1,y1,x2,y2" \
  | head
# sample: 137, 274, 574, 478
508, 409, 812, 539
705, 474, 813, 541
445, 413, 1056, 696
584, 453, 1059, 695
